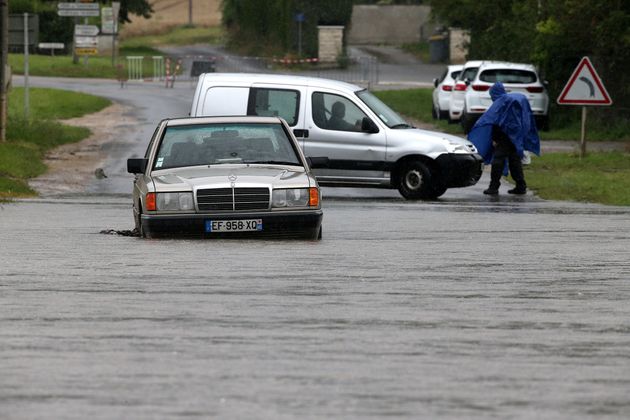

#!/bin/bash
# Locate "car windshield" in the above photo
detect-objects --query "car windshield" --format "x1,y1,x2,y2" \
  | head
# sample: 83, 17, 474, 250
153, 122, 302, 170
480, 69, 538, 84
356, 89, 410, 129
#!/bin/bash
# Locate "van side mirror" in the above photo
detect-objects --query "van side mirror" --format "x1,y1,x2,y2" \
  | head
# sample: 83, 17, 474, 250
306, 157, 330, 169
127, 158, 148, 174
361, 117, 379, 134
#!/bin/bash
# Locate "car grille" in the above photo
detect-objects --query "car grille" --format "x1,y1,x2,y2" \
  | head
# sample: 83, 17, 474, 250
197, 187, 270, 211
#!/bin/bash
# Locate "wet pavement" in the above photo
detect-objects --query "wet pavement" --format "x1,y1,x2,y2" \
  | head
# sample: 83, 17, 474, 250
2, 181, 630, 419
4, 69, 630, 418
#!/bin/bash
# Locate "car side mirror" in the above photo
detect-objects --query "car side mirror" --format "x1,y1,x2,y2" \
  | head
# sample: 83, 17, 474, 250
433, 78, 439, 88
306, 156, 330, 169
361, 117, 379, 134
127, 158, 148, 174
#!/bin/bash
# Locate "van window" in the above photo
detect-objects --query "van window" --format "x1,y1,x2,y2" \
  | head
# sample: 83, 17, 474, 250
201, 87, 249, 116
247, 88, 300, 126
311, 92, 367, 132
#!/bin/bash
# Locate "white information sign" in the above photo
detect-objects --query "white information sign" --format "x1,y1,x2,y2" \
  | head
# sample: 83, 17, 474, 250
75, 25, 99, 36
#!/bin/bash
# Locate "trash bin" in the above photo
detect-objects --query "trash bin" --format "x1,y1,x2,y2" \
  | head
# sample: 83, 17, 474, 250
429, 34, 448, 64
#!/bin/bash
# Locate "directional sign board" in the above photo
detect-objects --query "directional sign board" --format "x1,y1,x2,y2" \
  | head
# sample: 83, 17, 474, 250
75, 36, 98, 47
75, 24, 99, 36
58, 2, 100, 17
58, 9, 100, 17
557, 57, 612, 106
75, 47, 98, 56
58, 2, 99, 10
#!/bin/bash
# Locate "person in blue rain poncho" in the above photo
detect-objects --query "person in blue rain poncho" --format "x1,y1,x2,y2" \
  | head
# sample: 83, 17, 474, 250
468, 82, 540, 195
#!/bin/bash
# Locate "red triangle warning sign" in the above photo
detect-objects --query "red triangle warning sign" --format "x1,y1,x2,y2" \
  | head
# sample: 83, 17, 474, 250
557, 57, 612, 105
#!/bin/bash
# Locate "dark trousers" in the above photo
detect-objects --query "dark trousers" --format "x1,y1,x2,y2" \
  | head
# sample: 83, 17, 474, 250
489, 139, 526, 190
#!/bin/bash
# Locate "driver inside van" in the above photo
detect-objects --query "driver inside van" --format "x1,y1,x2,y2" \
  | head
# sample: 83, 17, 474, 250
328, 101, 360, 132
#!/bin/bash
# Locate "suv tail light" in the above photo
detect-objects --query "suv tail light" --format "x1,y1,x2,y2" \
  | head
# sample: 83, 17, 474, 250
526, 86, 544, 93
472, 84, 490, 91
442, 85, 453, 92
454, 83, 467, 92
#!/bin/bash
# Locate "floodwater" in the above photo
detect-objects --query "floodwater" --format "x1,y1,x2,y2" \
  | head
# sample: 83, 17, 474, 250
1, 193, 630, 419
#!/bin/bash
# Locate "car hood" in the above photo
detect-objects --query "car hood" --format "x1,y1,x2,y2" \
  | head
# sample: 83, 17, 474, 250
389, 127, 477, 154
150, 165, 312, 191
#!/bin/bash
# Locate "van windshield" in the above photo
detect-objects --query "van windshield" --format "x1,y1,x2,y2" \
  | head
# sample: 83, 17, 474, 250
356, 90, 411, 129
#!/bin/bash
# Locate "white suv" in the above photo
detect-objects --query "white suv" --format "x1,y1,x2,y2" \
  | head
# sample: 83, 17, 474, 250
460, 61, 549, 133
448, 60, 483, 122
432, 64, 463, 120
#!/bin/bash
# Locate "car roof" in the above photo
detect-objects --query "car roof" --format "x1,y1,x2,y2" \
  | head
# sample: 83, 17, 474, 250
164, 115, 285, 127
197, 72, 364, 93
477, 61, 537, 71
448, 64, 464, 70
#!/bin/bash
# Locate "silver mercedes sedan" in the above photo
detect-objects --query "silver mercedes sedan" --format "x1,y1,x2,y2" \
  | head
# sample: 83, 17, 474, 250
127, 116, 325, 239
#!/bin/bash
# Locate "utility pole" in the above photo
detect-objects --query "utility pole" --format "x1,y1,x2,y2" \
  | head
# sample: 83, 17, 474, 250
0, 0, 9, 142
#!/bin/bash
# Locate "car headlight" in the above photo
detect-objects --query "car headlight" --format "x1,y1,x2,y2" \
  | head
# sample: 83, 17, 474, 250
156, 192, 194, 211
448, 142, 475, 154
272, 188, 320, 208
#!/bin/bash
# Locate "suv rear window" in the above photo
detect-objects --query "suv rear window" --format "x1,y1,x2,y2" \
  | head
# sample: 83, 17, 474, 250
480, 69, 537, 84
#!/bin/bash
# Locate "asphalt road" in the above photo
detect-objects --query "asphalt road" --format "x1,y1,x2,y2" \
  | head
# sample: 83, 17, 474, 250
2, 74, 630, 419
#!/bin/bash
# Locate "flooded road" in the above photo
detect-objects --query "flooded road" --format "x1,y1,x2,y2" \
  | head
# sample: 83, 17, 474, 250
2, 190, 629, 419
4, 76, 630, 418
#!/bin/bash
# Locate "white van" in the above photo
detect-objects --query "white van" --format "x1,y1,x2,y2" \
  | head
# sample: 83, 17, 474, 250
190, 73, 483, 199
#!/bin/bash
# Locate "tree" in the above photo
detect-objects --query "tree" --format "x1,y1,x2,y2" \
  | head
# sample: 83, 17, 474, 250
428, 0, 630, 123
118, 0, 154, 24
222, 0, 353, 57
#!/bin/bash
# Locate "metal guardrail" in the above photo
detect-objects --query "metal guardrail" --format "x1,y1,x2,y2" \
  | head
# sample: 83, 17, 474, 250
122, 54, 379, 88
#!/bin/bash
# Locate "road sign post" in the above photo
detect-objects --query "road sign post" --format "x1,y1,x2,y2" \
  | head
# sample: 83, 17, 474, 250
57, 2, 100, 64
557, 56, 613, 158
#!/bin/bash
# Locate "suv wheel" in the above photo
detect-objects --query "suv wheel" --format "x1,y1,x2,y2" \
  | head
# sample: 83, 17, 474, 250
397, 160, 434, 200
431, 103, 438, 120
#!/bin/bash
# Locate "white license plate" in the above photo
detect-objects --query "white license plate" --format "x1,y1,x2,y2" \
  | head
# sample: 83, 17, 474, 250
205, 219, 263, 233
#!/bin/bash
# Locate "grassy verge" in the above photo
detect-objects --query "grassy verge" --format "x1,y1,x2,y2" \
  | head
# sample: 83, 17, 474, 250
374, 88, 630, 141
526, 152, 630, 206
8, 25, 223, 79
120, 25, 224, 48
0, 88, 111, 199
375, 88, 630, 206
400, 42, 430, 63
374, 88, 462, 134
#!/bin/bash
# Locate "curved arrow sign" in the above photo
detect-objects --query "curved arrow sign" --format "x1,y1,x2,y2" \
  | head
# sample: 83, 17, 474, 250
557, 57, 612, 105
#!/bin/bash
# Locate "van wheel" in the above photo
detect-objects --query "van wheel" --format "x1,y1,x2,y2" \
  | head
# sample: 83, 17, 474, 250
397, 160, 433, 200
461, 111, 475, 134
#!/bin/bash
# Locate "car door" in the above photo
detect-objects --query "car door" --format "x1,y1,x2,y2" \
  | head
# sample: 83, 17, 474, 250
303, 89, 388, 185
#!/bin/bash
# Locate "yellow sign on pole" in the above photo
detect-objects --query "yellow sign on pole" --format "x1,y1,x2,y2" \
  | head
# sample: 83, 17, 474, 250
75, 47, 97, 55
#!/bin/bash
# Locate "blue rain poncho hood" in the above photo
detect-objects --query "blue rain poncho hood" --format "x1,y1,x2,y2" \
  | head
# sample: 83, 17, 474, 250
468, 82, 541, 164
